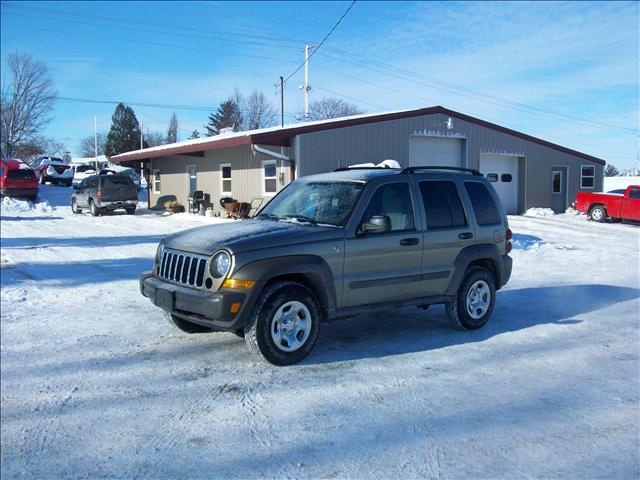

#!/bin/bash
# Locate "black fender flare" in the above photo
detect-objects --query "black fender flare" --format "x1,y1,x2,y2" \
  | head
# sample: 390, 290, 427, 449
445, 244, 507, 295
231, 255, 337, 316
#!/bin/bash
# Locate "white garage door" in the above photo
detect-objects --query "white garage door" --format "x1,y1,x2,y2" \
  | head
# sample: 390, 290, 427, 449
409, 136, 463, 167
480, 154, 520, 214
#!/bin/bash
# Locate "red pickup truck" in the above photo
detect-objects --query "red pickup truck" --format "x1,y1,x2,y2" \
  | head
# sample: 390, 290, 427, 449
574, 185, 640, 222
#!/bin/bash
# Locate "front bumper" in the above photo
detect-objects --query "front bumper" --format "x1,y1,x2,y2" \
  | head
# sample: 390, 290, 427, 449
140, 272, 247, 330
0, 187, 38, 198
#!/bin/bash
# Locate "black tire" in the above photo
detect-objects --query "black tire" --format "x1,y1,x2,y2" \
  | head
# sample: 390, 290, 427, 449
29, 194, 37, 202
64, 180, 72, 187
245, 281, 321, 366
89, 199, 100, 217
446, 267, 496, 330
125, 207, 136, 215
71, 197, 82, 214
590, 205, 607, 222
233, 328, 245, 338
164, 312, 213, 333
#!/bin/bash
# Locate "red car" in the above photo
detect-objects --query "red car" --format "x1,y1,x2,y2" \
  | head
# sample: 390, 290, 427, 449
0, 158, 39, 201
574, 185, 640, 222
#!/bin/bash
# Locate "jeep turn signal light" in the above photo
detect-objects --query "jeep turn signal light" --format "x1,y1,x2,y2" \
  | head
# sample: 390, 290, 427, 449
230, 302, 241, 314
222, 278, 255, 289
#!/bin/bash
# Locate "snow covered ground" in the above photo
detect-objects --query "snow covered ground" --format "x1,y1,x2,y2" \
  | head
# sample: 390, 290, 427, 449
1, 185, 639, 478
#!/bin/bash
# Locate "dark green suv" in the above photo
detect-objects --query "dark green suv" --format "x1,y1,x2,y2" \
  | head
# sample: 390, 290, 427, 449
140, 166, 513, 365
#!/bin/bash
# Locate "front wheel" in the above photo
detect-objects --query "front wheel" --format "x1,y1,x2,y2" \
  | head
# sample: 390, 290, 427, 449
164, 312, 213, 333
125, 207, 136, 215
71, 197, 82, 214
590, 205, 607, 222
446, 267, 496, 330
89, 199, 100, 217
245, 281, 321, 366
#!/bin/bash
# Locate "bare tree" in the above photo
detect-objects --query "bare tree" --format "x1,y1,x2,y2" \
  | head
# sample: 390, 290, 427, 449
16, 136, 64, 165
145, 131, 165, 148
166, 113, 178, 144
308, 97, 364, 121
0, 51, 56, 158
243, 89, 276, 130
78, 133, 106, 158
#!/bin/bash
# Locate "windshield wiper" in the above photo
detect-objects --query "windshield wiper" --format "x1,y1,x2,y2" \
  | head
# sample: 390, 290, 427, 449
280, 215, 318, 226
256, 212, 280, 221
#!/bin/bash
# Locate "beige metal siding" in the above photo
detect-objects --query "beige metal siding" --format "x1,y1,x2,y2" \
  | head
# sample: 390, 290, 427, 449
296, 113, 603, 212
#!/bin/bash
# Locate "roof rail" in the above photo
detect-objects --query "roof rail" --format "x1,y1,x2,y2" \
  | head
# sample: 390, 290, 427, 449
332, 166, 398, 172
401, 166, 482, 176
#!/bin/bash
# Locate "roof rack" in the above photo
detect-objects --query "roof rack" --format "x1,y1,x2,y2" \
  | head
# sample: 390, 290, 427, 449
401, 166, 482, 176
332, 166, 399, 172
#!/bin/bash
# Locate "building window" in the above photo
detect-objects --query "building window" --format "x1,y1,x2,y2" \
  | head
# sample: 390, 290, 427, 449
486, 173, 498, 182
221, 164, 231, 194
263, 160, 277, 195
153, 169, 161, 193
552, 171, 562, 194
187, 165, 197, 196
581, 165, 595, 189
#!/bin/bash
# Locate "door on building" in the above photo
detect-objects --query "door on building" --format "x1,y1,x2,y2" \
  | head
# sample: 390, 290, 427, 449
409, 136, 463, 167
186, 165, 197, 197
550, 166, 567, 213
479, 154, 520, 214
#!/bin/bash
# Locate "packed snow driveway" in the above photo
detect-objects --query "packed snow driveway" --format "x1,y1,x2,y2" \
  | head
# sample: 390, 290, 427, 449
1, 187, 639, 479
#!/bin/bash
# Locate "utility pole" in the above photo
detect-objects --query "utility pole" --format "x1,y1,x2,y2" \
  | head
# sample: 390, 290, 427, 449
303, 44, 315, 121
279, 76, 284, 127
140, 115, 144, 149
94, 115, 98, 159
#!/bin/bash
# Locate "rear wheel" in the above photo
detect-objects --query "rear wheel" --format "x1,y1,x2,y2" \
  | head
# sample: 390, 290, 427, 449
245, 281, 321, 366
447, 267, 496, 330
164, 312, 213, 333
590, 205, 607, 222
125, 207, 136, 215
89, 199, 100, 217
71, 197, 82, 214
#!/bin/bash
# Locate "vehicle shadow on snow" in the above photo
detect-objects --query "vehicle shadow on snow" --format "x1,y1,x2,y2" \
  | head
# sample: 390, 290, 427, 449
1, 234, 165, 249
0, 215, 65, 221
307, 284, 640, 365
0, 257, 153, 287
511, 233, 544, 249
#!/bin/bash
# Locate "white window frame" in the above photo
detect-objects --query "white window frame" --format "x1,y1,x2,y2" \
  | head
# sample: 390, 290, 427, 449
551, 171, 562, 194
580, 164, 595, 189
262, 160, 277, 196
186, 164, 197, 196
152, 169, 161, 193
220, 163, 232, 195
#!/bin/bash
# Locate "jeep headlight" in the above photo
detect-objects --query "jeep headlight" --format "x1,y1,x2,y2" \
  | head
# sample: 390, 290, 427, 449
155, 241, 165, 266
210, 251, 231, 278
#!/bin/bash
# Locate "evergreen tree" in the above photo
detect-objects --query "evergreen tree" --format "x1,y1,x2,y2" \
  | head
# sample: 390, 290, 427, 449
204, 99, 242, 136
188, 130, 200, 139
104, 103, 145, 157
166, 113, 178, 144
604, 164, 620, 177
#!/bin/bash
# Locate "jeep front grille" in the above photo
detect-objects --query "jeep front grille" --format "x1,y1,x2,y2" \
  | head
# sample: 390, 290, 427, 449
157, 249, 208, 288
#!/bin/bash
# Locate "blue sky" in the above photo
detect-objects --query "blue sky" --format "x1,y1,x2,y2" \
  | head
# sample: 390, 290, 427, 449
1, 1, 638, 169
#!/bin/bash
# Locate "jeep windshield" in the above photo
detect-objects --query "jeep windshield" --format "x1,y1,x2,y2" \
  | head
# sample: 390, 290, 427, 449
257, 181, 364, 227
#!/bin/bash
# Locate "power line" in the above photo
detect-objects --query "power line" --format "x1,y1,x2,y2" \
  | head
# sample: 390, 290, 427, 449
283, 1, 357, 83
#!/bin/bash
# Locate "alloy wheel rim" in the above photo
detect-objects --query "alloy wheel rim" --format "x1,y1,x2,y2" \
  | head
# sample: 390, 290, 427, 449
270, 300, 312, 353
592, 209, 603, 220
466, 280, 491, 320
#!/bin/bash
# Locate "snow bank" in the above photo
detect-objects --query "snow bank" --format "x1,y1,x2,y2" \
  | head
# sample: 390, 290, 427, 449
524, 207, 556, 217
1, 196, 53, 215
604, 176, 640, 192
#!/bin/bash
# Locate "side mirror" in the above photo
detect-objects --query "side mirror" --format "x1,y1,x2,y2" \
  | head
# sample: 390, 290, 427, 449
360, 215, 391, 234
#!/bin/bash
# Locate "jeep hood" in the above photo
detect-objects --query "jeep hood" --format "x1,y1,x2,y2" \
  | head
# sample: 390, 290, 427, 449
163, 219, 342, 255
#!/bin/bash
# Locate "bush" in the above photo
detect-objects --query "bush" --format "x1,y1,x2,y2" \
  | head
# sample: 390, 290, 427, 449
164, 200, 184, 213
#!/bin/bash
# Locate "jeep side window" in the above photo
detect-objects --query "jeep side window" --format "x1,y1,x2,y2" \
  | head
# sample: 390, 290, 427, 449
361, 182, 415, 232
464, 181, 501, 226
419, 181, 467, 229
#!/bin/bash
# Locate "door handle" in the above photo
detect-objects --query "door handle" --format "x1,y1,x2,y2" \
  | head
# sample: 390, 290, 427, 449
400, 238, 419, 246
458, 232, 473, 240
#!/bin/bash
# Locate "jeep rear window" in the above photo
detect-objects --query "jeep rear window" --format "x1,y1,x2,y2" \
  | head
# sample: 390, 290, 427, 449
464, 182, 501, 226
7, 169, 36, 179
420, 181, 466, 229
101, 175, 134, 187
259, 181, 364, 226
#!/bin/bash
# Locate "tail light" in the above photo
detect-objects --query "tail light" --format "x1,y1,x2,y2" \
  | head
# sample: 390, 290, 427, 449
96, 190, 103, 201
505, 228, 513, 254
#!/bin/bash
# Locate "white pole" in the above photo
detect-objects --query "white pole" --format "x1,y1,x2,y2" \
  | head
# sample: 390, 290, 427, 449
140, 115, 144, 149
94, 115, 98, 159
304, 44, 310, 121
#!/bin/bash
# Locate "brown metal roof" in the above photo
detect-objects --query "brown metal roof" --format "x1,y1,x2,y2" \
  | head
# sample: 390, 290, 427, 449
112, 106, 606, 165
